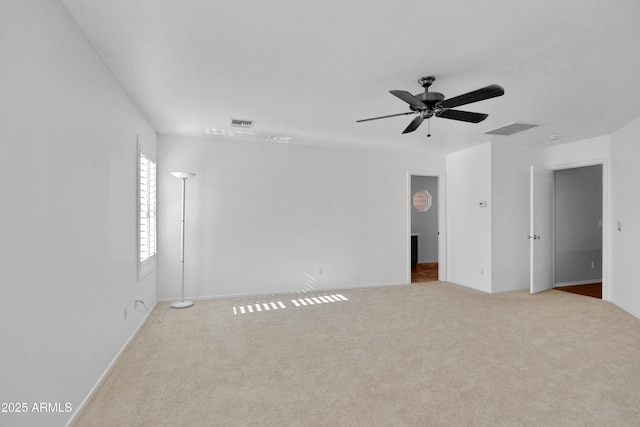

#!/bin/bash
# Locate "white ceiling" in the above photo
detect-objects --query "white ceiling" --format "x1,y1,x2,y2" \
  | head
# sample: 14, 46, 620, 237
62, 0, 640, 153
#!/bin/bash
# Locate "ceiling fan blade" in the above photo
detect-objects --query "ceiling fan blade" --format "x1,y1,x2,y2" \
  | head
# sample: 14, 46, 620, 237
440, 84, 504, 109
437, 109, 488, 123
356, 111, 416, 123
402, 115, 424, 134
390, 90, 427, 109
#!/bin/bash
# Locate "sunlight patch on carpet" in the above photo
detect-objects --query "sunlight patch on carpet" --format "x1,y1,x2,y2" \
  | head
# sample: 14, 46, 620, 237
232, 294, 348, 315
233, 300, 287, 315
291, 293, 348, 308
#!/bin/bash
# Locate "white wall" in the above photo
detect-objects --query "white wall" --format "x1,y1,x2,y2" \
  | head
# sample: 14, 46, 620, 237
158, 135, 445, 299
446, 142, 542, 294
446, 143, 492, 292
491, 143, 543, 293
545, 135, 610, 167
610, 116, 640, 318
0, 2, 157, 426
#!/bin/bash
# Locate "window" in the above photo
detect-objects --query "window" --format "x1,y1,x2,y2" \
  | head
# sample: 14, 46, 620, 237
138, 141, 156, 279
412, 189, 432, 212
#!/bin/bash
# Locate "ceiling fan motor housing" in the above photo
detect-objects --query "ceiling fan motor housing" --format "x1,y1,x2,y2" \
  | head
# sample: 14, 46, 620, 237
411, 91, 445, 110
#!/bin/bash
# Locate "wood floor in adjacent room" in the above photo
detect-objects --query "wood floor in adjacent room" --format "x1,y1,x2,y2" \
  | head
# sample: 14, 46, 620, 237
411, 262, 438, 283
555, 283, 602, 299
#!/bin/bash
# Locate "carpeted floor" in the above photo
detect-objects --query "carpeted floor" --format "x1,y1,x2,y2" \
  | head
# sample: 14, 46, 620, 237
73, 282, 640, 426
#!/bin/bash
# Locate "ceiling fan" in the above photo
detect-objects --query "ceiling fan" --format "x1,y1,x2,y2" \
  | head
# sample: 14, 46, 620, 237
356, 76, 504, 137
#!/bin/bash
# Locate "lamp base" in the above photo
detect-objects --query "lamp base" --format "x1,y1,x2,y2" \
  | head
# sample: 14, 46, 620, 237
171, 300, 194, 309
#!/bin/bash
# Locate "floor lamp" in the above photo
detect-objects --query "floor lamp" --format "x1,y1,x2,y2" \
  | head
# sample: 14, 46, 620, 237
171, 172, 196, 309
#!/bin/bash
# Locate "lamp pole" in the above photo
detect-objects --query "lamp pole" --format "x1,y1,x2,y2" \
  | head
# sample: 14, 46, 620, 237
171, 172, 195, 309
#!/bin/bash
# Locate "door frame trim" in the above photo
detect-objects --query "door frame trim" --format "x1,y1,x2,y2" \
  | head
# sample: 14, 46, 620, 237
547, 158, 609, 301
407, 170, 447, 283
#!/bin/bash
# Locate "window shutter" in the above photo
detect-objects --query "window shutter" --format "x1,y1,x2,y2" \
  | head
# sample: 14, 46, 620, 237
138, 143, 156, 279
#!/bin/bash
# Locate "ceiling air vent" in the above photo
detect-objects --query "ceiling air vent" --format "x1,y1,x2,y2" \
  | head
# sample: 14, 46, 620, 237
230, 118, 255, 128
485, 122, 538, 136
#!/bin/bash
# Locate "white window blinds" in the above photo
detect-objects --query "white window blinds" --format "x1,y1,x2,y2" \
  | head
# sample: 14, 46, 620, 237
138, 143, 156, 279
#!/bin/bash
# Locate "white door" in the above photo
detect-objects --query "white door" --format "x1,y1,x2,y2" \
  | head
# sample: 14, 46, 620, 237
530, 165, 554, 294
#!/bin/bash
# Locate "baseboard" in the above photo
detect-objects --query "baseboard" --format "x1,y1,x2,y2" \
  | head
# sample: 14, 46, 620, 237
65, 301, 158, 427
554, 279, 602, 287
447, 280, 490, 294
491, 286, 529, 294
159, 282, 408, 302
610, 299, 640, 321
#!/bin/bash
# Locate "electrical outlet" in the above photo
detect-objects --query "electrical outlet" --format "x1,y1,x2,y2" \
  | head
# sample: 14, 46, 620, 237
124, 307, 128, 320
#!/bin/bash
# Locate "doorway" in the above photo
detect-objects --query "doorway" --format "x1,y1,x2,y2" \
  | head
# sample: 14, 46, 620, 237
553, 164, 603, 299
410, 175, 439, 283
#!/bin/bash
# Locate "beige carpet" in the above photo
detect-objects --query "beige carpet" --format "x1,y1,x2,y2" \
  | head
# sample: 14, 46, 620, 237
73, 282, 640, 426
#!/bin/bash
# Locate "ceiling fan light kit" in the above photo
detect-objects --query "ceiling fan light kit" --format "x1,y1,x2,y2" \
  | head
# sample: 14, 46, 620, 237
357, 75, 504, 136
